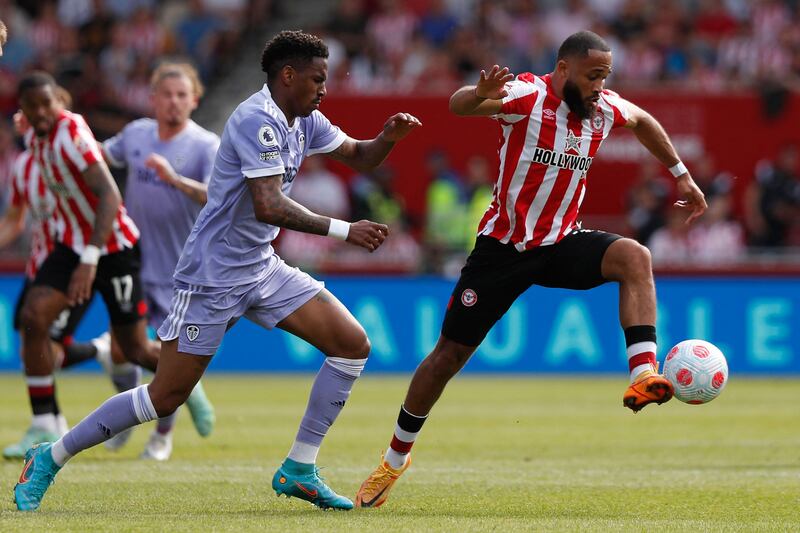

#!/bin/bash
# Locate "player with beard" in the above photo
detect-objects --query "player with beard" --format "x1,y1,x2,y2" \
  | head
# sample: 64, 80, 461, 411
355, 30, 707, 508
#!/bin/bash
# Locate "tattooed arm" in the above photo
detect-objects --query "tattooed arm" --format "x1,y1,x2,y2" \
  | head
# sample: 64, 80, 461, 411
247, 174, 329, 234
246, 174, 388, 251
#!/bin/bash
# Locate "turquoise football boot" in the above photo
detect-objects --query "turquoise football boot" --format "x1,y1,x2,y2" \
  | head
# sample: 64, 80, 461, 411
3, 426, 60, 460
14, 443, 61, 511
185, 381, 215, 437
272, 458, 353, 510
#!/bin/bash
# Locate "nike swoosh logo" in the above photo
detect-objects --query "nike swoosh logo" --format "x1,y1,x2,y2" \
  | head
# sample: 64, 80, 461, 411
19, 457, 34, 484
293, 481, 318, 498
361, 486, 389, 507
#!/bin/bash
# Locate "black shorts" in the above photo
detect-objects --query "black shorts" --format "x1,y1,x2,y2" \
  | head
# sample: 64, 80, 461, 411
441, 230, 623, 346
33, 243, 146, 326
14, 278, 92, 342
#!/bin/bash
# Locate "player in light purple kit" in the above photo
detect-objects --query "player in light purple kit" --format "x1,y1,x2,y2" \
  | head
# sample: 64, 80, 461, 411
15, 30, 421, 511
102, 63, 219, 460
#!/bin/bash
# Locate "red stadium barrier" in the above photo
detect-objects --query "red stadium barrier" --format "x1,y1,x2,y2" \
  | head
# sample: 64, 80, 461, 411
321, 92, 800, 223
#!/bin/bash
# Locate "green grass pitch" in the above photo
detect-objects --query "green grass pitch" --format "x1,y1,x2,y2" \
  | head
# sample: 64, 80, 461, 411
0, 374, 798, 532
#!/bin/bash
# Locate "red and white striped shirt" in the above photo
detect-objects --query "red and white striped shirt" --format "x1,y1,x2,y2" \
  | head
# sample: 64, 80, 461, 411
25, 111, 139, 255
478, 73, 631, 250
10, 151, 60, 279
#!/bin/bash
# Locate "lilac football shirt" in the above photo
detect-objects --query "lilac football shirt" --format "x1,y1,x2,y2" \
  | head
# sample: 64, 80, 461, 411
172, 84, 346, 286
103, 119, 220, 284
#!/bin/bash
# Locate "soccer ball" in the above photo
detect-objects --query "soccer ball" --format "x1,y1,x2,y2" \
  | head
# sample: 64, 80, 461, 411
662, 339, 728, 404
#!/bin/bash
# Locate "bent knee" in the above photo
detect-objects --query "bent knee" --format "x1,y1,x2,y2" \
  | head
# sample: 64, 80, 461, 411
330, 327, 371, 359
607, 238, 652, 280
20, 302, 51, 332
148, 386, 190, 418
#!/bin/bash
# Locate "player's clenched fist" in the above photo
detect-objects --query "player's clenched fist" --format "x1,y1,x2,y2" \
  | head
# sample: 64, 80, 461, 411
347, 220, 389, 252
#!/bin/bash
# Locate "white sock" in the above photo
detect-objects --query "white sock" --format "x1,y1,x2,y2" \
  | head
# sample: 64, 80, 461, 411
385, 448, 410, 470
50, 438, 72, 466
287, 440, 320, 464
31, 413, 58, 433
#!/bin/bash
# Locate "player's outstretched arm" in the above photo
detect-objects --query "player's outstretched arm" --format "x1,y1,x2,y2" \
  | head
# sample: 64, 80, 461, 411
449, 65, 514, 116
247, 175, 388, 252
145, 153, 208, 205
624, 101, 707, 224
326, 113, 421, 172
0, 204, 26, 248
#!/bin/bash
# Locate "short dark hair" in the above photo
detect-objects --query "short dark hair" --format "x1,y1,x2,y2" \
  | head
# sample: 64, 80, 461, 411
260, 30, 328, 80
557, 31, 610, 60
18, 71, 57, 97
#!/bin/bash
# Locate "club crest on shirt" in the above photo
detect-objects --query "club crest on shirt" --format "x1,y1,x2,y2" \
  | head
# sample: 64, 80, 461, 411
258, 125, 278, 147
186, 325, 200, 341
591, 111, 605, 132
298, 132, 305, 152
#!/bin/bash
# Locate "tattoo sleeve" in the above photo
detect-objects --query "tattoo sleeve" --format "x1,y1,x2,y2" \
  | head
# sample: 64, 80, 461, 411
82, 161, 122, 247
246, 175, 330, 235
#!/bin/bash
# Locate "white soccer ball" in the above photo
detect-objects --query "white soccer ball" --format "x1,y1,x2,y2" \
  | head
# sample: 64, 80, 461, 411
662, 339, 728, 404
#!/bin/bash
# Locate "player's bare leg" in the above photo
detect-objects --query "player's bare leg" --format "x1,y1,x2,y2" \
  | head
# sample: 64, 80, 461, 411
4, 287, 70, 459
356, 336, 475, 508
271, 289, 369, 510
110, 324, 214, 450
15, 338, 212, 509
111, 320, 158, 371
601, 238, 673, 412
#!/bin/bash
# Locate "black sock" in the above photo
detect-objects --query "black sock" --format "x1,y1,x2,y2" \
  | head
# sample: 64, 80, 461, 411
624, 325, 657, 347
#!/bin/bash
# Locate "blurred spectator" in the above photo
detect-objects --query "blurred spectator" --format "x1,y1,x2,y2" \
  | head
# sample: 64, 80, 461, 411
176, 0, 224, 79
690, 189, 746, 264
326, 0, 368, 60
462, 155, 493, 251
350, 165, 408, 228
290, 156, 350, 220
418, 0, 458, 47
692, 155, 735, 202
424, 149, 466, 259
745, 144, 800, 248
648, 209, 692, 266
278, 156, 350, 272
78, 0, 114, 56
29, 1, 62, 58
626, 160, 671, 245
366, 0, 417, 65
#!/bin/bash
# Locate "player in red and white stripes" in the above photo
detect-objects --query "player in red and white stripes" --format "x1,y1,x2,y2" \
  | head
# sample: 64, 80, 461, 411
357, 31, 708, 508
0, 145, 143, 458
10, 71, 162, 453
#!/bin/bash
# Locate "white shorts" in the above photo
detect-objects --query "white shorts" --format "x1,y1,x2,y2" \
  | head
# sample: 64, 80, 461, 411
157, 257, 323, 356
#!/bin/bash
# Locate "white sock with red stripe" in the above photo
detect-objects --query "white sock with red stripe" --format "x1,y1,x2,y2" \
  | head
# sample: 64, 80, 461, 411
385, 405, 427, 469
627, 341, 657, 382
624, 325, 658, 383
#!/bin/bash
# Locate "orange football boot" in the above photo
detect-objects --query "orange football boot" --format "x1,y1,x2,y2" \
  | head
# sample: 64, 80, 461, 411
355, 452, 410, 508
623, 363, 674, 413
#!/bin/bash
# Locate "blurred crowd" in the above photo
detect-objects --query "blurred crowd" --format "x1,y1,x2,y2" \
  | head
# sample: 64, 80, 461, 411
0, 0, 272, 135
319, 0, 800, 94
627, 145, 800, 268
